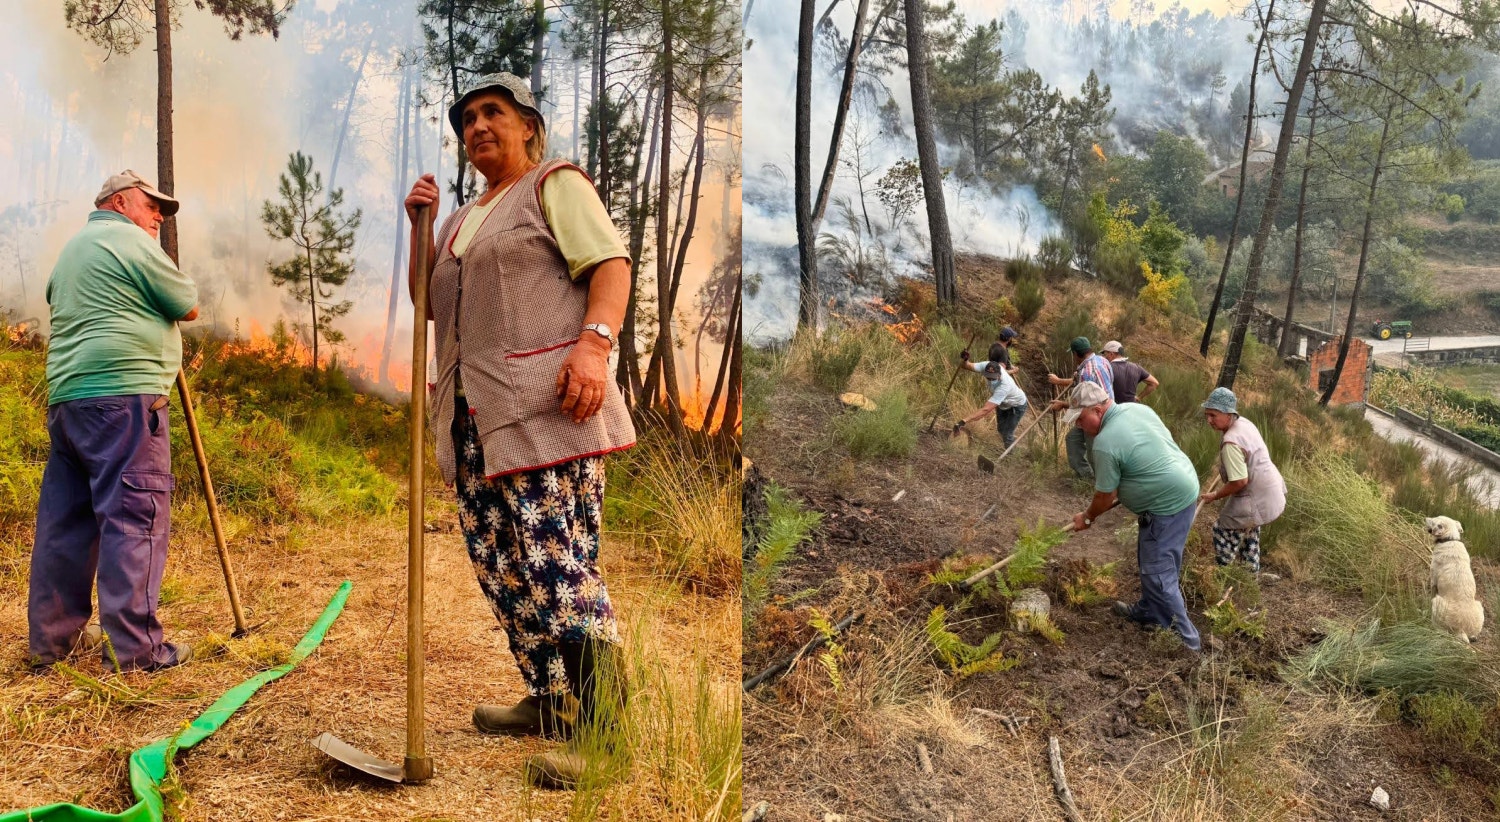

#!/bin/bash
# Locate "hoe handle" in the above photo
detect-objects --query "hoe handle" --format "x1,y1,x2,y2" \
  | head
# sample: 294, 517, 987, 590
405, 206, 434, 782
926, 332, 981, 433
176, 370, 249, 636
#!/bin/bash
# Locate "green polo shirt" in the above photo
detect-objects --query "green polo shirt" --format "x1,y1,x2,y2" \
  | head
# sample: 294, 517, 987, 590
45, 210, 197, 405
1091, 402, 1200, 515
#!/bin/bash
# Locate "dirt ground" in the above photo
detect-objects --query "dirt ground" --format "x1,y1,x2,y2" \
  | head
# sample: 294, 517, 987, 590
743, 307, 1499, 821
0, 495, 737, 820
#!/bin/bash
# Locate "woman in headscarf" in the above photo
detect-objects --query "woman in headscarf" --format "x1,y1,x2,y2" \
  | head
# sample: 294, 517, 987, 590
404, 72, 636, 789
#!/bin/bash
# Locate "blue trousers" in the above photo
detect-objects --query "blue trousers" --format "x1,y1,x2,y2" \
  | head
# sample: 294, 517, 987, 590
29, 394, 184, 670
1121, 502, 1202, 651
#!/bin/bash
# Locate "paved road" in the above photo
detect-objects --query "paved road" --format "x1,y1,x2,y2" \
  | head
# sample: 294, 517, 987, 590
1365, 407, 1500, 508
1365, 334, 1500, 368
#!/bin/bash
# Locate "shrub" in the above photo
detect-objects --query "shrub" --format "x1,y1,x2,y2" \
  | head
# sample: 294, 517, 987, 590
1013, 276, 1046, 324
1005, 256, 1044, 285
809, 333, 864, 393
833, 389, 916, 459
1406, 690, 1494, 756
1036, 236, 1075, 279
1138, 260, 1189, 313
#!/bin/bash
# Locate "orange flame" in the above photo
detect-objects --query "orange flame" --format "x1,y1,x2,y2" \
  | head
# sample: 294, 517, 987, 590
1092, 144, 1107, 163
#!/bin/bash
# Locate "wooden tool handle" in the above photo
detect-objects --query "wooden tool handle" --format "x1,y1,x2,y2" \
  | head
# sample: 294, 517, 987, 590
404, 206, 434, 782
176, 370, 249, 636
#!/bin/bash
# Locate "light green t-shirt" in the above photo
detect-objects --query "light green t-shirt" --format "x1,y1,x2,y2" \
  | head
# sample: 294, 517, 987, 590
45, 210, 198, 405
1091, 403, 1200, 516
1221, 442, 1249, 482
452, 167, 628, 279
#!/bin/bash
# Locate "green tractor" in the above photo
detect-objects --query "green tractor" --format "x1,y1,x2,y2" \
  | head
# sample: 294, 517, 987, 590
1370, 319, 1413, 340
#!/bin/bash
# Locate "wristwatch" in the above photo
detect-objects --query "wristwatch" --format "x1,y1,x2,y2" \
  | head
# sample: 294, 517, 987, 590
581, 323, 613, 346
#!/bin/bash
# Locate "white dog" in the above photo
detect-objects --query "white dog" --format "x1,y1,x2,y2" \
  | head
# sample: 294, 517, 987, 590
1426, 516, 1485, 642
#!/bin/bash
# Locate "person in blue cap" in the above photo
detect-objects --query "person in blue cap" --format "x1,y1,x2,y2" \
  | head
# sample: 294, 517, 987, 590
986, 326, 1020, 376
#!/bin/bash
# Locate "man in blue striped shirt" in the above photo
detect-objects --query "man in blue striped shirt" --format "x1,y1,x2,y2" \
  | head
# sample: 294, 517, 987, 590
1047, 337, 1113, 479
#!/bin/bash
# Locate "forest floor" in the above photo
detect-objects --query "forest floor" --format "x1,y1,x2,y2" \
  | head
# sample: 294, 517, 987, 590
0, 334, 740, 822
742, 267, 1500, 821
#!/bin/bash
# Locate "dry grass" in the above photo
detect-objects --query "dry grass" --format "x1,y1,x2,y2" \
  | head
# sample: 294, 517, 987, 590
0, 483, 737, 820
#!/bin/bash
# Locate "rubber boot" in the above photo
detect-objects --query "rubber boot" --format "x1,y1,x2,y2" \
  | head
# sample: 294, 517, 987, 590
473, 693, 573, 739
523, 639, 629, 789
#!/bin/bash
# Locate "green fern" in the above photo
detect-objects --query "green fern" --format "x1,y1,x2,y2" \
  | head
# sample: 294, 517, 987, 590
925, 605, 1016, 679
1204, 599, 1266, 639
1029, 612, 1067, 646
818, 652, 844, 692
1004, 519, 1068, 589
743, 483, 822, 627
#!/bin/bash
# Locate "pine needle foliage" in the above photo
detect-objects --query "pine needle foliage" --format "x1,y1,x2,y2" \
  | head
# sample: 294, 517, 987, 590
262, 151, 362, 374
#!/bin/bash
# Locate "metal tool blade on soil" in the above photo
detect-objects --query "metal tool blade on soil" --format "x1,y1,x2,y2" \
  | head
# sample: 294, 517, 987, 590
311, 205, 435, 785
977, 454, 995, 474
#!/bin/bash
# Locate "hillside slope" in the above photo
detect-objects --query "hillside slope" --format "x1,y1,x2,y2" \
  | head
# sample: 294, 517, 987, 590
743, 265, 1500, 821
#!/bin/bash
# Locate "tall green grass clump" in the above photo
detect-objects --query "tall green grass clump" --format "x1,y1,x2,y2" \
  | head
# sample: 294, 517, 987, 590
609, 434, 740, 594
1045, 307, 1103, 376
564, 614, 741, 821
1265, 455, 1427, 621
1287, 620, 1500, 702
1142, 362, 1215, 436
743, 345, 782, 441
0, 337, 49, 548
743, 483, 820, 628
833, 390, 916, 459
808, 332, 864, 393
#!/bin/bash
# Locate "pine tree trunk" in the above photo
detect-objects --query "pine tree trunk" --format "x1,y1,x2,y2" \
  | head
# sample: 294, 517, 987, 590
1279, 76, 1320, 359
703, 275, 741, 437
531, 0, 546, 95
1200, 0, 1274, 357
905, 0, 955, 307
794, 0, 818, 330
652, 3, 683, 431
721, 294, 743, 449
811, 0, 871, 232
618, 81, 657, 402
587, 7, 600, 178
446, 6, 468, 206
1321, 102, 1393, 406
327, 40, 372, 197
597, 1, 612, 205
1217, 0, 1327, 389
307, 242, 320, 376
378, 64, 414, 387
156, 0, 178, 264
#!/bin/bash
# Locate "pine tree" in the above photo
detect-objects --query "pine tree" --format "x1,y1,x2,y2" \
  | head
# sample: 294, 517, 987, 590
261, 152, 362, 376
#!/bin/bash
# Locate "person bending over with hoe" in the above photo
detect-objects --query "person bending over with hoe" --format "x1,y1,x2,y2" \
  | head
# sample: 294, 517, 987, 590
30, 171, 198, 673
405, 73, 636, 790
952, 349, 1028, 448
1198, 388, 1286, 580
1065, 383, 1204, 653
1047, 337, 1113, 479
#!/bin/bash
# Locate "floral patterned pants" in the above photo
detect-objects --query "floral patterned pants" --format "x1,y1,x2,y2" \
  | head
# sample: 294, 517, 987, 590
1212, 525, 1262, 574
452, 397, 621, 696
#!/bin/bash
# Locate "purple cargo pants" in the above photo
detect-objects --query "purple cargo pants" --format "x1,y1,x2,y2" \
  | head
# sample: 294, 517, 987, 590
29, 394, 185, 671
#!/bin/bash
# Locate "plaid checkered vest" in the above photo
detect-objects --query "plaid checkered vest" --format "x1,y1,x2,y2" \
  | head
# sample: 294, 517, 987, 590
428, 159, 636, 482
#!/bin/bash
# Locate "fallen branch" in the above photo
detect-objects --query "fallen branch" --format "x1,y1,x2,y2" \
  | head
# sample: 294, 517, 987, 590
916, 742, 934, 774
1048, 735, 1085, 822
743, 611, 863, 692
742, 801, 769, 822
1210, 586, 1235, 611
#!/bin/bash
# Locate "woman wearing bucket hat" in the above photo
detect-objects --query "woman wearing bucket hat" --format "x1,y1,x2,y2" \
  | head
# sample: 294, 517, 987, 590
404, 72, 635, 789
1198, 387, 1286, 578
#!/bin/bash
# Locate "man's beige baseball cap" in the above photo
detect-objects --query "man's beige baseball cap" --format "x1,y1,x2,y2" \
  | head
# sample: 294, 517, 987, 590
1062, 381, 1111, 425
94, 170, 180, 216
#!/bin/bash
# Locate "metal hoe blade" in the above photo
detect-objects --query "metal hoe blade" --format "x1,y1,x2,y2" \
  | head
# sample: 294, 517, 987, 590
312, 732, 405, 783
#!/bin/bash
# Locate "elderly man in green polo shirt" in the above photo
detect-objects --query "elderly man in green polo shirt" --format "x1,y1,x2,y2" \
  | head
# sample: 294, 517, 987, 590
29, 170, 199, 673
1065, 382, 1204, 652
